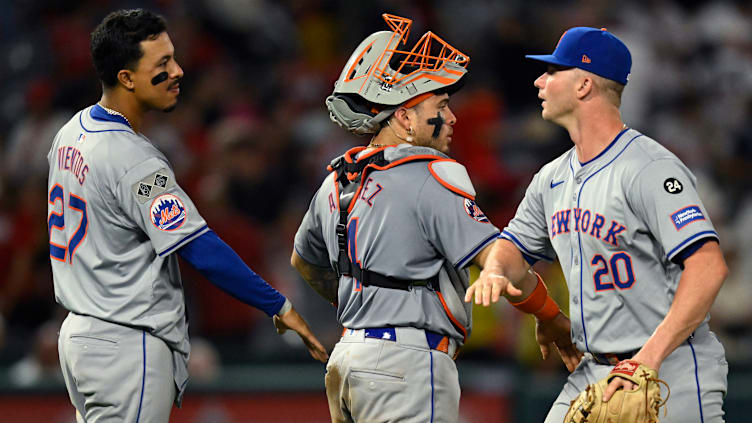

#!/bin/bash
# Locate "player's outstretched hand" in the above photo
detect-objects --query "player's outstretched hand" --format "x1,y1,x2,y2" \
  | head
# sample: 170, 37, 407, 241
464, 269, 523, 306
273, 306, 329, 363
535, 312, 583, 372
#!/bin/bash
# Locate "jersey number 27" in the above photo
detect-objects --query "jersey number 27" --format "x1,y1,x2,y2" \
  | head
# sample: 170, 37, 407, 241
48, 184, 88, 264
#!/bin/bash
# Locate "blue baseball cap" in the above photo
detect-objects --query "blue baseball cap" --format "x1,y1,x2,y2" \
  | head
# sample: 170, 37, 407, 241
526, 27, 632, 85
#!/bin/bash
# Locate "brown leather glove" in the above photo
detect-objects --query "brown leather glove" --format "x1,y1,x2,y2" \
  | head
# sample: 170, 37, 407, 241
564, 360, 669, 423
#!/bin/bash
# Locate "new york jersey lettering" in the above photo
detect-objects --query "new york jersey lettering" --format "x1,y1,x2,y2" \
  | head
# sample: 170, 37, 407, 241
551, 207, 627, 247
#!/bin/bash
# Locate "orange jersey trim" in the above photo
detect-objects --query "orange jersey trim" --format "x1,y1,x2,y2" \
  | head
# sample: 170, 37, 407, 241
437, 292, 468, 342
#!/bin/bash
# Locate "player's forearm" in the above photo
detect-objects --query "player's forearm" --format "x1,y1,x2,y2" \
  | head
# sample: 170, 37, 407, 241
177, 230, 287, 316
505, 268, 542, 302
636, 241, 727, 370
291, 250, 339, 305
477, 238, 534, 296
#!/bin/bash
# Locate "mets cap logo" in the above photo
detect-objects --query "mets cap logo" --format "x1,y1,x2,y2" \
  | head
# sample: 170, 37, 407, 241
150, 193, 187, 231
464, 199, 489, 223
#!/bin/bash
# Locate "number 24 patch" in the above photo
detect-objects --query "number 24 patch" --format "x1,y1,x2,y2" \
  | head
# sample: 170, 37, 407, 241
664, 177, 683, 194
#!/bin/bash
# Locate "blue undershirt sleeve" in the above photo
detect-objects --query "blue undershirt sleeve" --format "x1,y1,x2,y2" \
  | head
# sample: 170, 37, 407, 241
177, 229, 286, 317
671, 237, 715, 267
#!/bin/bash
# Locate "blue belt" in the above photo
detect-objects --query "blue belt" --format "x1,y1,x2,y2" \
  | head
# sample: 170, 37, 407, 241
363, 327, 451, 353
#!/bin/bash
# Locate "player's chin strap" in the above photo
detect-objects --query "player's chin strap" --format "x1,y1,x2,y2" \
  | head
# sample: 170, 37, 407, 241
329, 148, 439, 292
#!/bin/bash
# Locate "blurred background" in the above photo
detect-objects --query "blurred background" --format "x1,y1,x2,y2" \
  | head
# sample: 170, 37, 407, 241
0, 0, 750, 421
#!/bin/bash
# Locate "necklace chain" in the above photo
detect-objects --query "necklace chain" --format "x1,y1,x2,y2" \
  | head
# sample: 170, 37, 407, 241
99, 104, 132, 128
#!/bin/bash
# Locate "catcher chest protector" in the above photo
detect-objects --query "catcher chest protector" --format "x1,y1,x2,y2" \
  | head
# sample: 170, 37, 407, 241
329, 148, 439, 291
329, 146, 475, 342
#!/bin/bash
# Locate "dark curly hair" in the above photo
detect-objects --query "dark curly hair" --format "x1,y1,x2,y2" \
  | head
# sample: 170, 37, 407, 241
90, 9, 167, 88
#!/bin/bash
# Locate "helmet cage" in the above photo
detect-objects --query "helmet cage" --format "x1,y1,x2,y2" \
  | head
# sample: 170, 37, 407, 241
326, 13, 469, 135
345, 14, 469, 94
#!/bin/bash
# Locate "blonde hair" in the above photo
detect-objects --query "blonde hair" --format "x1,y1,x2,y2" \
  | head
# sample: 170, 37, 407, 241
591, 73, 625, 107
574, 68, 625, 107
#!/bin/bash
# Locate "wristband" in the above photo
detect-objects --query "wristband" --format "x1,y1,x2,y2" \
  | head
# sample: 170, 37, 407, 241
509, 272, 560, 321
536, 295, 561, 321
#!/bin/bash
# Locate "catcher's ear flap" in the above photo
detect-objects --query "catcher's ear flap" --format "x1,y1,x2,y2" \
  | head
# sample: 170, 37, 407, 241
325, 93, 397, 135
332, 93, 377, 117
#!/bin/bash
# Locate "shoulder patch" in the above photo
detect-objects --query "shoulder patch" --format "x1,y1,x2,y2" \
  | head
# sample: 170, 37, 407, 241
427, 159, 476, 200
150, 193, 187, 231
663, 177, 683, 194
671, 205, 705, 230
463, 199, 490, 223
132, 168, 174, 204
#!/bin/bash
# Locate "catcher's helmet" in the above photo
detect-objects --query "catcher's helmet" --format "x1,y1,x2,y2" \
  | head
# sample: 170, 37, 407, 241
326, 13, 469, 135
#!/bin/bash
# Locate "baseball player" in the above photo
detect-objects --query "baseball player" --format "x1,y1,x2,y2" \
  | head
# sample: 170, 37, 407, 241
48, 9, 327, 422
291, 13, 545, 422
466, 27, 729, 422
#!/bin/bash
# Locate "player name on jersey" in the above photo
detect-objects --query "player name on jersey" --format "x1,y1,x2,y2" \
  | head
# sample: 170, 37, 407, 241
550, 207, 627, 247
55, 144, 89, 186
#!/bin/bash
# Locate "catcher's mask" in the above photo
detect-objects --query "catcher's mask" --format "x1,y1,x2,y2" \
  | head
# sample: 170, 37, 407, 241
326, 13, 469, 135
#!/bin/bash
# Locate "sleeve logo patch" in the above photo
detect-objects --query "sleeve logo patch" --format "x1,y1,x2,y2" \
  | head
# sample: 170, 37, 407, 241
132, 168, 174, 204
464, 199, 490, 223
664, 178, 683, 194
154, 173, 168, 188
150, 194, 187, 231
671, 205, 705, 230
137, 183, 152, 197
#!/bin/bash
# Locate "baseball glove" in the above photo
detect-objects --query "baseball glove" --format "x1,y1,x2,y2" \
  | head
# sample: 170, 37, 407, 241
563, 360, 670, 423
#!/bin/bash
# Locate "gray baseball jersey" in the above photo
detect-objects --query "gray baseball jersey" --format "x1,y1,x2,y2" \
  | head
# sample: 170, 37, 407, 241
47, 104, 207, 403
502, 128, 728, 422
295, 144, 499, 343
295, 144, 498, 422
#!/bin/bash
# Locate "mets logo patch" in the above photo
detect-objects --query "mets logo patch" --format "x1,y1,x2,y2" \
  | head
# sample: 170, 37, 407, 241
150, 194, 187, 231
671, 205, 705, 230
464, 199, 489, 223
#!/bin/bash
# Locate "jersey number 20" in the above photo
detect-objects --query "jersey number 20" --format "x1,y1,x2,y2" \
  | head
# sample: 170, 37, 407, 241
48, 184, 88, 264
591, 252, 635, 291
